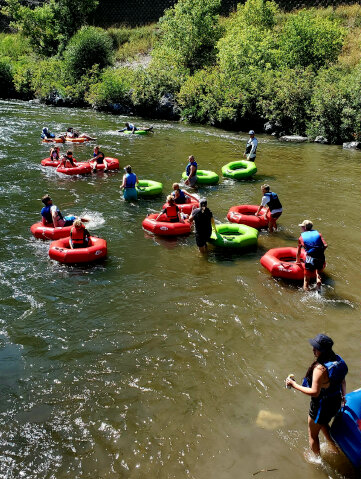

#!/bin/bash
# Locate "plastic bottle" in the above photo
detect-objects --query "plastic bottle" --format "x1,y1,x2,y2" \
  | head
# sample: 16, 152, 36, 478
286, 374, 295, 389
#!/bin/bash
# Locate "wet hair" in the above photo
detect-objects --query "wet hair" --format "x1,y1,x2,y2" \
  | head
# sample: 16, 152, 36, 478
41, 194, 52, 205
66, 150, 73, 156
73, 219, 83, 228
188, 155, 195, 162
125, 165, 132, 173
94, 146, 100, 151
167, 195, 175, 205
125, 122, 129, 126
172, 183, 180, 190
261, 184, 270, 192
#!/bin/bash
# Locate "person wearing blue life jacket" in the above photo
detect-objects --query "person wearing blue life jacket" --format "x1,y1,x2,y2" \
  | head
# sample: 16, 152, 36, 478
296, 220, 327, 292
185, 155, 198, 187
255, 184, 282, 233
286, 334, 348, 457
40, 194, 88, 228
171, 183, 198, 205
120, 165, 139, 201
118, 122, 153, 134
41, 127, 55, 139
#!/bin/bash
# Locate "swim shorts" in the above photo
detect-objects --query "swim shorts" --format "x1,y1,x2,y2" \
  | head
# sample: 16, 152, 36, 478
305, 255, 325, 272
309, 394, 341, 425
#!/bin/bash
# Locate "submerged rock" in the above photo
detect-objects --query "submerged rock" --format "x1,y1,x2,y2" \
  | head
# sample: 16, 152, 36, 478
342, 141, 361, 150
279, 135, 308, 142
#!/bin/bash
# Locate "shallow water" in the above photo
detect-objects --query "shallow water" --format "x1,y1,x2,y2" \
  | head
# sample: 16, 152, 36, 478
0, 100, 359, 479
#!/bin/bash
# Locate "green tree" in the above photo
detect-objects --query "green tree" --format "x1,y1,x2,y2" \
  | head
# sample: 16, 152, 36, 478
153, 0, 222, 74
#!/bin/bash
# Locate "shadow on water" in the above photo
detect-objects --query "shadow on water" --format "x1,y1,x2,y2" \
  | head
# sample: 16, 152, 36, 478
209, 244, 258, 263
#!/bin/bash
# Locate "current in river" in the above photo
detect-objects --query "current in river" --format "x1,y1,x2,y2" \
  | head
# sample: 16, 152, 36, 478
0, 100, 359, 479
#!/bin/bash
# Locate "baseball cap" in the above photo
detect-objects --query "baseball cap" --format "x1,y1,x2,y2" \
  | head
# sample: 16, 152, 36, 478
199, 198, 207, 207
298, 220, 313, 230
249, 130, 255, 135
309, 334, 334, 352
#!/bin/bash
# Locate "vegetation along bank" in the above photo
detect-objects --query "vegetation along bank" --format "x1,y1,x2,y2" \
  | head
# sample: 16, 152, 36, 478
1, 0, 361, 144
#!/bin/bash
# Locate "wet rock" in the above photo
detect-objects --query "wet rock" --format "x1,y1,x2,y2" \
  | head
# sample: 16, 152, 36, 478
342, 141, 361, 150
279, 135, 308, 142
314, 136, 329, 144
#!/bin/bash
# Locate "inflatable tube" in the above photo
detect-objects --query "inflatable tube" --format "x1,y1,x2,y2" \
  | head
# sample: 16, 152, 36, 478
181, 169, 219, 185
222, 160, 257, 180
49, 236, 107, 264
330, 388, 361, 469
209, 223, 258, 248
42, 138, 65, 143
122, 130, 148, 135
30, 221, 73, 240
56, 162, 91, 175
227, 205, 270, 229
162, 198, 199, 215
142, 214, 191, 236
92, 157, 119, 171
41, 157, 61, 167
64, 137, 87, 143
136, 180, 163, 197
260, 247, 325, 280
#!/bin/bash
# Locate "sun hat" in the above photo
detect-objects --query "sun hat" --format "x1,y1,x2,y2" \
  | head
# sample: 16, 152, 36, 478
309, 334, 334, 352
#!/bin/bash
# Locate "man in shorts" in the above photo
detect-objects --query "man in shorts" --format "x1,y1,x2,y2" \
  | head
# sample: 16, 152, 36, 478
189, 198, 216, 254
296, 220, 327, 292
255, 184, 282, 233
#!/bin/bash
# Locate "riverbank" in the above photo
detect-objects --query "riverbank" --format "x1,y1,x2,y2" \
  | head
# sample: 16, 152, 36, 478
1, 0, 361, 143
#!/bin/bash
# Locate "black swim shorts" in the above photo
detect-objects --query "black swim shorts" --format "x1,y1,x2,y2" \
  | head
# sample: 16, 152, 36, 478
309, 394, 341, 425
195, 235, 210, 248
305, 255, 325, 272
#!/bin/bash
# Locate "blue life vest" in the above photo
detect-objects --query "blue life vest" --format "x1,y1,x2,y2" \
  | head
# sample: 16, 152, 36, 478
125, 172, 136, 188
41, 205, 63, 224
302, 355, 348, 398
174, 189, 186, 204
301, 230, 325, 257
264, 192, 282, 211
186, 161, 197, 176
127, 123, 137, 131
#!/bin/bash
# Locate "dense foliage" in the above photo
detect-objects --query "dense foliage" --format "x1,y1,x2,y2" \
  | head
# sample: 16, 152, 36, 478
1, 0, 361, 143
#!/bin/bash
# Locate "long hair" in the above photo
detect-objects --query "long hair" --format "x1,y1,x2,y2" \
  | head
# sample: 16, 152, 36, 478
304, 349, 337, 384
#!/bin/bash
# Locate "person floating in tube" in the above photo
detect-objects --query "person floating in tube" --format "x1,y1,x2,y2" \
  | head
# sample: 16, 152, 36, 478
40, 195, 88, 228
118, 122, 153, 134
69, 219, 91, 249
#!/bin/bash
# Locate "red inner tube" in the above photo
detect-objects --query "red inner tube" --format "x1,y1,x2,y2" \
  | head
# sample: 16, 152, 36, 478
30, 222, 73, 240
56, 162, 91, 175
142, 213, 192, 236
161, 198, 199, 215
227, 205, 270, 228
49, 236, 107, 263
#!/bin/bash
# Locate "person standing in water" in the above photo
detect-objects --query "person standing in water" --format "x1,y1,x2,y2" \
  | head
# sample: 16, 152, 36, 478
255, 184, 282, 233
296, 220, 327, 292
286, 334, 347, 457
120, 165, 139, 201
188, 198, 216, 254
185, 155, 198, 187
243, 130, 258, 161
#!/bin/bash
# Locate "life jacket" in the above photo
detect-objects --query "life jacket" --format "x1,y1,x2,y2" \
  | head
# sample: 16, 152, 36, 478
41, 204, 63, 224
186, 161, 197, 177
94, 151, 104, 161
174, 189, 186, 204
302, 355, 348, 398
166, 205, 178, 221
264, 192, 282, 211
70, 225, 87, 245
301, 230, 325, 257
125, 172, 136, 188
127, 123, 137, 131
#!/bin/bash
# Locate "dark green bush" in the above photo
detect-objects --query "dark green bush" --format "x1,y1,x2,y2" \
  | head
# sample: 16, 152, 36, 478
0, 57, 14, 97
107, 28, 131, 50
64, 27, 114, 80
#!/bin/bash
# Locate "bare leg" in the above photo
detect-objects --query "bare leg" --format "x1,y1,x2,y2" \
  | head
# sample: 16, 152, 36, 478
320, 424, 339, 453
104, 159, 108, 172
303, 274, 310, 291
198, 245, 208, 254
308, 416, 322, 455
315, 269, 322, 292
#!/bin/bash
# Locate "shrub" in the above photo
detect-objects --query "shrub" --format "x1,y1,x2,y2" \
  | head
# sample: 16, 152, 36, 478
258, 67, 315, 135
0, 33, 31, 60
153, 0, 222, 73
0, 57, 14, 97
107, 27, 131, 50
279, 9, 346, 70
64, 26, 114, 80
11, 56, 38, 99
31, 58, 66, 101
86, 67, 134, 110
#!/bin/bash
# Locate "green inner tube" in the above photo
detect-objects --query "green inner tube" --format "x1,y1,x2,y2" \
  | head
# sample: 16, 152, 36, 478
221, 160, 257, 180
209, 223, 258, 248
136, 179, 163, 197
123, 130, 148, 135
182, 169, 219, 185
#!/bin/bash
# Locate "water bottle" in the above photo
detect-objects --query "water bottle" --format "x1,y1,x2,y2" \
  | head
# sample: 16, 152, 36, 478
286, 374, 295, 389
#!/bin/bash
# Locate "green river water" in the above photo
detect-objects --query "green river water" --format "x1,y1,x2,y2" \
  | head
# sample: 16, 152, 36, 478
0, 100, 359, 479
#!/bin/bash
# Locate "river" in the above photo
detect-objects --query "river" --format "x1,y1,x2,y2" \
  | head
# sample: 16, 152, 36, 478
0, 100, 359, 479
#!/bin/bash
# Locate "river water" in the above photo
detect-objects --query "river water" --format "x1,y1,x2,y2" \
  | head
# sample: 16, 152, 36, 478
0, 100, 359, 479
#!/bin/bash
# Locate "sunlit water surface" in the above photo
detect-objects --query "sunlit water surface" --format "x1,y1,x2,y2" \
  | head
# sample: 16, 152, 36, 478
0, 100, 359, 479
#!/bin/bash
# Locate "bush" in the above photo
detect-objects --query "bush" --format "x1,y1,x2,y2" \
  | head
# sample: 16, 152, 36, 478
153, 0, 222, 74
86, 67, 134, 110
0, 57, 14, 97
258, 67, 315, 135
11, 55, 37, 99
279, 9, 346, 70
0, 33, 31, 60
307, 65, 361, 143
31, 58, 66, 101
107, 27, 131, 50
64, 26, 114, 80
